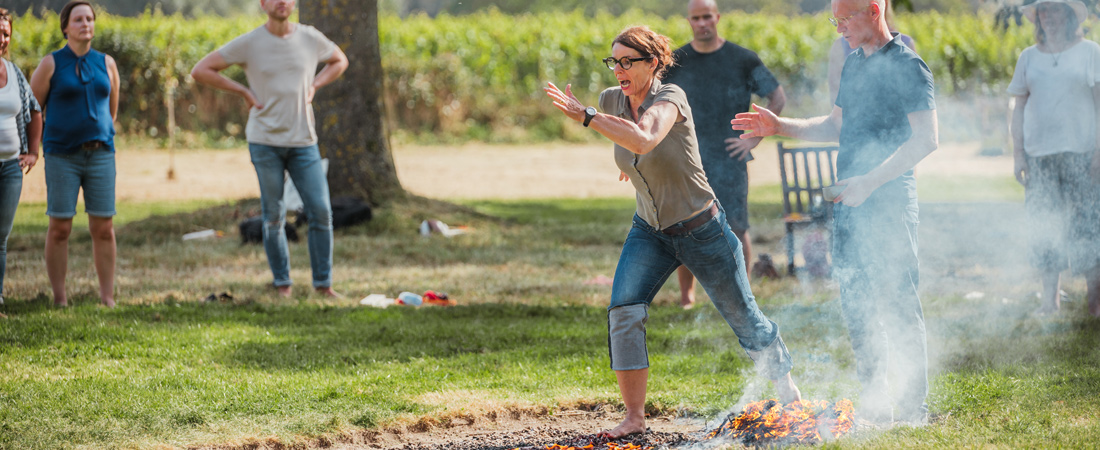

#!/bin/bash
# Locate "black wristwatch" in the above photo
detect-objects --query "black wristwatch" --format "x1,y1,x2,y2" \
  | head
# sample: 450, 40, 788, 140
583, 106, 597, 127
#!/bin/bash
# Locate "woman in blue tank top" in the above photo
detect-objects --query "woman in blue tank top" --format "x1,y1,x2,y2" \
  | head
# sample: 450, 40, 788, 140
29, 1, 121, 308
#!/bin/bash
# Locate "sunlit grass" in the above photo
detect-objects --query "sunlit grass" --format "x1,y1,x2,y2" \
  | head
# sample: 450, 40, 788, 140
3, 180, 1096, 448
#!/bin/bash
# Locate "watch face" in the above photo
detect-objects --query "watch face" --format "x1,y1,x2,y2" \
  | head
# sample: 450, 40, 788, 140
586, 107, 597, 116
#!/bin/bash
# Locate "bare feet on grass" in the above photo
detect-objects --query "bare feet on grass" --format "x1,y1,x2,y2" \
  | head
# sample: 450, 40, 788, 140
315, 287, 344, 298
100, 298, 116, 308
275, 285, 292, 297
773, 373, 802, 405
680, 294, 695, 310
600, 413, 646, 439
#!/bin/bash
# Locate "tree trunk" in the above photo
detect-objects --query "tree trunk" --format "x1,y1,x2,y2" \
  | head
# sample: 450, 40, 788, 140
302, 0, 405, 205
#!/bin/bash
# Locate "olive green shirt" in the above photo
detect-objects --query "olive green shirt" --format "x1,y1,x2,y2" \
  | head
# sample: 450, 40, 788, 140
599, 80, 715, 230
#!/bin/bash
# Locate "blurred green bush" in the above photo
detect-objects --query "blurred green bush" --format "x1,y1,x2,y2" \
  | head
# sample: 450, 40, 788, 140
5, 10, 1036, 144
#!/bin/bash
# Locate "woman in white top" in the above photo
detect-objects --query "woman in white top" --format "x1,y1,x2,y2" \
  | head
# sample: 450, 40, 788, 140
0, 8, 44, 305
1008, 0, 1100, 316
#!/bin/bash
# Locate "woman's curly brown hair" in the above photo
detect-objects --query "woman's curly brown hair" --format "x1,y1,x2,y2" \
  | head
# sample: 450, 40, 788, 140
612, 25, 675, 80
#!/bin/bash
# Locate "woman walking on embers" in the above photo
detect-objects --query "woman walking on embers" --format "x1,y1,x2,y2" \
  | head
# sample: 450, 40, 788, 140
544, 25, 802, 438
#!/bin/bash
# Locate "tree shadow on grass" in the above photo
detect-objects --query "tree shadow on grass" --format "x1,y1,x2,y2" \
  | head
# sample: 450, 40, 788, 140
2, 299, 757, 376
223, 303, 608, 371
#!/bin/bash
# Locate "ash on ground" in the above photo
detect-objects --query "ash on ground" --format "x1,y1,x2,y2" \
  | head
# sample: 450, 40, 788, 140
393, 427, 692, 450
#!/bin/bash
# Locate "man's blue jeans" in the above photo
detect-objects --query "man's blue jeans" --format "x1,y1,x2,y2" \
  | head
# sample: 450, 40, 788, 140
832, 204, 927, 422
248, 143, 333, 289
607, 203, 793, 380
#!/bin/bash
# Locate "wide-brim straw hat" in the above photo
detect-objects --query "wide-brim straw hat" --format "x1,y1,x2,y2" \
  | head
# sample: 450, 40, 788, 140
1022, 0, 1090, 25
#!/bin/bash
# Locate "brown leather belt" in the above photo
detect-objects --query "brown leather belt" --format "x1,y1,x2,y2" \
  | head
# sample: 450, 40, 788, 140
80, 141, 106, 150
661, 202, 719, 236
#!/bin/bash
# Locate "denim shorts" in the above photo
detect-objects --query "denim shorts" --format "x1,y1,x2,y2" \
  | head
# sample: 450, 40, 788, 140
44, 149, 117, 218
699, 151, 750, 231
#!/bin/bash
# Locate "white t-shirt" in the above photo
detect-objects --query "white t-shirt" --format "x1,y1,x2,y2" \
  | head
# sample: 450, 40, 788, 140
218, 24, 337, 147
0, 60, 22, 161
1008, 40, 1100, 157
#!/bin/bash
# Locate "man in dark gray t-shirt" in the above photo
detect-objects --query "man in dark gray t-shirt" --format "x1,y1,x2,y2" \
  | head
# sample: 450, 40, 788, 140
662, 0, 786, 308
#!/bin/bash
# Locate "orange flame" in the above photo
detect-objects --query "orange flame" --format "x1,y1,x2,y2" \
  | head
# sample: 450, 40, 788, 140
512, 399, 854, 449
707, 398, 855, 445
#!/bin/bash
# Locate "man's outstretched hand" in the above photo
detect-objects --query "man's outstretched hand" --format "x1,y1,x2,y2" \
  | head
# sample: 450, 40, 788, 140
730, 103, 779, 139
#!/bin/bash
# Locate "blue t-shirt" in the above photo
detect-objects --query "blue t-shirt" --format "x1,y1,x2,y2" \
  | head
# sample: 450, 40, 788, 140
836, 33, 935, 221
43, 46, 115, 154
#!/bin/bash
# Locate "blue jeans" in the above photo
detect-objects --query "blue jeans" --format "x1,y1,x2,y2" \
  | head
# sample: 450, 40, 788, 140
0, 159, 22, 296
43, 149, 116, 218
607, 203, 793, 379
248, 143, 333, 288
832, 204, 927, 421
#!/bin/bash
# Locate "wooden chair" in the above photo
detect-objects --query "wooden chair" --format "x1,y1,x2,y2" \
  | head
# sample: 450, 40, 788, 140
776, 142, 839, 275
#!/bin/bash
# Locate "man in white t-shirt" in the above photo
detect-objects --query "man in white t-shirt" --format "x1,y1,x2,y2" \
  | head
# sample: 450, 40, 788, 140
191, 0, 348, 298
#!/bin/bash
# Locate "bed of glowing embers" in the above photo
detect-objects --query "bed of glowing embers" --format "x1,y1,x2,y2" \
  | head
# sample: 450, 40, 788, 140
511, 398, 855, 450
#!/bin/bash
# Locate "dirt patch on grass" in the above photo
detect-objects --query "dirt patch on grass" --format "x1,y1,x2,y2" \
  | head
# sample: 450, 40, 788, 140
191, 404, 706, 450
18, 141, 1011, 203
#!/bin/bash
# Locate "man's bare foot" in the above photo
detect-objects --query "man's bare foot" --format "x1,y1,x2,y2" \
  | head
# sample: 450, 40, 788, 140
315, 287, 344, 298
54, 300, 68, 308
100, 298, 116, 308
680, 296, 695, 310
275, 285, 292, 297
773, 373, 802, 404
599, 414, 646, 439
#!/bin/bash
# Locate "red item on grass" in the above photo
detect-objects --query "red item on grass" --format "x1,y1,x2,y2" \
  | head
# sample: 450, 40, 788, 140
423, 290, 456, 306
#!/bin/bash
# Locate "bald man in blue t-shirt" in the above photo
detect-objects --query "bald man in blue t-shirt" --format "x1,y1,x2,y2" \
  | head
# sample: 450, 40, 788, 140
732, 0, 938, 427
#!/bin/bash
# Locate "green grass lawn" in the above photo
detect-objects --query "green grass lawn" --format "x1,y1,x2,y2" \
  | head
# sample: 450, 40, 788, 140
2, 177, 1097, 449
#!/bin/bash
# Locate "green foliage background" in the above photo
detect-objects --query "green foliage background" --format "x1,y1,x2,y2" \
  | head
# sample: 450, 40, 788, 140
4, 0, 256, 17
6, 9, 1034, 143
2, 0, 979, 18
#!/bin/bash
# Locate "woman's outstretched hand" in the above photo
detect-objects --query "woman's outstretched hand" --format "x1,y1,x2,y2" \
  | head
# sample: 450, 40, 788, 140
730, 103, 779, 139
544, 81, 585, 123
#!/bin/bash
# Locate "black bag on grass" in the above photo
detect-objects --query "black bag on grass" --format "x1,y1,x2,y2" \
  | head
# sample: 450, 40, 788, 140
331, 197, 372, 229
239, 216, 300, 244
293, 197, 372, 230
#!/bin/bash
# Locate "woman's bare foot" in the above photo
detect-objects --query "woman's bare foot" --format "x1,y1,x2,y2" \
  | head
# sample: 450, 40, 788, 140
100, 298, 116, 308
680, 295, 695, 310
54, 300, 68, 308
600, 414, 646, 439
773, 373, 802, 404
275, 285, 292, 297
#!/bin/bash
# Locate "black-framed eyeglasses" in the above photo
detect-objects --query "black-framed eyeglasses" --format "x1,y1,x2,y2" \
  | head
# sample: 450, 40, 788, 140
603, 56, 653, 70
